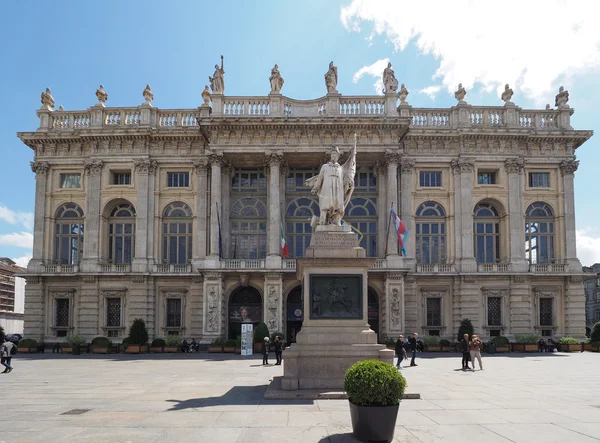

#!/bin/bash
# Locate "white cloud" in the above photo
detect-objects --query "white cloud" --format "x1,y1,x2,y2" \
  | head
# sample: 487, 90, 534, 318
418, 85, 442, 100
341, 1, 600, 103
352, 58, 390, 95
0, 232, 34, 249
0, 204, 34, 230
11, 254, 31, 268
577, 228, 600, 266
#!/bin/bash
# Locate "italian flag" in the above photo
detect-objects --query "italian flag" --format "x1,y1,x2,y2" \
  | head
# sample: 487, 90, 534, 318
281, 218, 290, 258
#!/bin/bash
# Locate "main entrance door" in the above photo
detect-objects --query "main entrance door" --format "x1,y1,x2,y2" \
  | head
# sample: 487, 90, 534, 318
286, 286, 303, 343
228, 286, 262, 340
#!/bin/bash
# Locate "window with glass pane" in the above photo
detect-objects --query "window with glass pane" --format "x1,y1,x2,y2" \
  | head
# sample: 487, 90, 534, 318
230, 198, 267, 259
529, 172, 550, 188
419, 171, 442, 187
416, 202, 446, 264
478, 171, 497, 185
167, 298, 182, 327
487, 297, 502, 326
525, 202, 554, 264
106, 298, 121, 327
231, 168, 267, 192
54, 203, 84, 265
55, 299, 69, 327
113, 172, 131, 185
540, 298, 553, 326
162, 202, 192, 264
167, 172, 189, 188
344, 197, 377, 257
60, 173, 81, 188
108, 203, 136, 264
474, 203, 500, 263
426, 298, 442, 326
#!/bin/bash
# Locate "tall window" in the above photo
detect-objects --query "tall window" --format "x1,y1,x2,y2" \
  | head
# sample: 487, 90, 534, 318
416, 202, 446, 264
106, 297, 122, 337
474, 202, 500, 264
539, 298, 553, 337
426, 298, 442, 334
231, 198, 267, 259
525, 202, 554, 264
54, 203, 84, 265
55, 298, 70, 337
162, 202, 192, 264
487, 297, 502, 326
286, 169, 319, 258
345, 168, 377, 257
166, 298, 182, 328
108, 203, 136, 264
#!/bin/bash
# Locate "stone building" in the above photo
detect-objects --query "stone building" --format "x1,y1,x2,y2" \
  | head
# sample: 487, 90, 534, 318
0, 258, 26, 334
18, 69, 592, 345
583, 264, 600, 333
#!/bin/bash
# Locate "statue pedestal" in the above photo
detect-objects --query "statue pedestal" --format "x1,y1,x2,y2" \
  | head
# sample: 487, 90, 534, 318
281, 225, 393, 391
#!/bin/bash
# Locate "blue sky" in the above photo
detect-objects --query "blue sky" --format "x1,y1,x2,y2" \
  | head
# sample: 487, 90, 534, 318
1, 0, 599, 266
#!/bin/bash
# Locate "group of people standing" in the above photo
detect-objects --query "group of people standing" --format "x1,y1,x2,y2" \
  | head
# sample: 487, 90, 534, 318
394, 332, 420, 368
261, 335, 284, 365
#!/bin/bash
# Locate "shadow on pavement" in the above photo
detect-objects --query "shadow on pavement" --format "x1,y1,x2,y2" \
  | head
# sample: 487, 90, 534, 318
318, 433, 360, 442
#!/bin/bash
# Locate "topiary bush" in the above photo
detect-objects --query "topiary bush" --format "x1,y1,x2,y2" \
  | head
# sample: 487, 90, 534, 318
211, 336, 225, 347
491, 336, 510, 347
344, 360, 407, 407
421, 335, 439, 346
515, 333, 538, 344
66, 334, 87, 346
439, 339, 451, 347
254, 322, 269, 344
591, 320, 600, 343
128, 318, 149, 345
151, 338, 166, 347
559, 336, 580, 345
457, 318, 474, 342
271, 331, 285, 342
18, 338, 38, 348
91, 336, 111, 347
165, 335, 180, 347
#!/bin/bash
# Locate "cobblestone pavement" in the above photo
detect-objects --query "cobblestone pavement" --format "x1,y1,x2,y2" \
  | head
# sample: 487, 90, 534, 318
1, 351, 599, 442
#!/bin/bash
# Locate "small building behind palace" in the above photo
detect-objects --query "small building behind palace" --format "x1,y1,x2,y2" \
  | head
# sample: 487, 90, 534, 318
17, 67, 592, 344
583, 263, 600, 334
0, 258, 26, 334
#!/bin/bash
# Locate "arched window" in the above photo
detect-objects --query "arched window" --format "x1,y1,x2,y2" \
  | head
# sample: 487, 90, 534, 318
415, 202, 446, 264
231, 198, 267, 259
108, 203, 136, 264
285, 197, 319, 258
344, 197, 377, 257
162, 202, 192, 265
54, 203, 84, 265
525, 202, 554, 264
474, 202, 500, 264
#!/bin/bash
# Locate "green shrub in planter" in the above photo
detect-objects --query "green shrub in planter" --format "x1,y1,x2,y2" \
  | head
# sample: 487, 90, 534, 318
211, 336, 225, 347
378, 334, 397, 347
128, 318, 149, 345
235, 336, 242, 348
421, 335, 439, 347
91, 336, 112, 347
439, 339, 451, 347
254, 322, 270, 344
151, 338, 166, 347
590, 320, 600, 343
270, 331, 285, 342
558, 337, 580, 345
344, 360, 407, 407
457, 318, 474, 342
165, 335, 180, 347
121, 337, 131, 348
19, 338, 38, 348
225, 339, 236, 347
66, 334, 87, 346
515, 333, 538, 344
491, 336, 510, 347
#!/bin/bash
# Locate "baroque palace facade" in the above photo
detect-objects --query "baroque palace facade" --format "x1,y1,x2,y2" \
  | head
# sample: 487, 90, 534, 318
18, 67, 592, 344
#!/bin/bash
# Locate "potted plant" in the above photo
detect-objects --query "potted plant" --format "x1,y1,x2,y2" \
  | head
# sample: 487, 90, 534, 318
91, 336, 112, 354
125, 318, 149, 354
224, 339, 236, 353
422, 335, 441, 351
586, 321, 600, 352
439, 339, 453, 352
64, 334, 86, 355
208, 336, 224, 353
164, 335, 180, 353
18, 338, 38, 353
344, 360, 407, 443
457, 318, 474, 342
513, 333, 538, 352
491, 336, 510, 352
254, 322, 269, 353
558, 336, 581, 352
151, 338, 166, 353
270, 331, 285, 344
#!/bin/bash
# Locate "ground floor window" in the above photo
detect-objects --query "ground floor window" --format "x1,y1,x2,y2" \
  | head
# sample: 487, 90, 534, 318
55, 298, 70, 337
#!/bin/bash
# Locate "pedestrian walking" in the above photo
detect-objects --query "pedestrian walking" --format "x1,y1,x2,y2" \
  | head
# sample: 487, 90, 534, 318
274, 336, 284, 365
460, 333, 471, 370
1, 338, 15, 373
408, 332, 419, 367
469, 334, 483, 371
394, 335, 406, 368
261, 336, 270, 365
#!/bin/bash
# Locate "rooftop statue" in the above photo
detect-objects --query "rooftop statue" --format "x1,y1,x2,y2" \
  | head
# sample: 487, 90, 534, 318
455, 83, 467, 103
209, 55, 225, 94
305, 134, 357, 226
269, 64, 284, 93
382, 62, 398, 94
324, 61, 338, 94
398, 83, 409, 104
201, 85, 211, 105
40, 88, 54, 110
142, 84, 154, 105
501, 84, 514, 105
96, 85, 108, 105
555, 86, 569, 109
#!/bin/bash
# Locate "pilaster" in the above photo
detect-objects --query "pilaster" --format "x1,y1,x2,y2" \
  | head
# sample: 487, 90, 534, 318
560, 159, 581, 270
399, 156, 416, 269
374, 162, 387, 259
385, 272, 405, 334
78, 276, 100, 336
403, 275, 417, 333
202, 272, 223, 341
509, 275, 531, 337
208, 151, 224, 261
29, 160, 50, 272
23, 276, 44, 341
459, 275, 480, 326
384, 150, 401, 264
193, 159, 209, 266
505, 158, 528, 272
565, 275, 586, 338
451, 157, 476, 272
264, 273, 283, 334
80, 159, 103, 272
132, 159, 157, 272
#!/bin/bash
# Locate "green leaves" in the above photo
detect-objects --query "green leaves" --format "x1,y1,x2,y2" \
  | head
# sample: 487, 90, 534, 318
128, 318, 149, 345
344, 360, 407, 407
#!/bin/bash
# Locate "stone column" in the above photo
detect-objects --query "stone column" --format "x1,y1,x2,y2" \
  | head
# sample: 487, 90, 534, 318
505, 158, 528, 272
400, 156, 416, 268
565, 275, 586, 338
193, 159, 209, 267
132, 159, 158, 272
208, 152, 224, 261
264, 273, 283, 334
560, 159, 581, 270
221, 162, 232, 258
265, 151, 284, 268
374, 162, 387, 259
384, 150, 401, 263
29, 161, 50, 272
81, 159, 103, 272
451, 157, 476, 272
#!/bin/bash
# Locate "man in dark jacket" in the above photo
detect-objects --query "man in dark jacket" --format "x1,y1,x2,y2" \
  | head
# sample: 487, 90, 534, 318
460, 333, 471, 370
261, 337, 270, 365
274, 336, 284, 365
408, 332, 418, 367
394, 335, 406, 369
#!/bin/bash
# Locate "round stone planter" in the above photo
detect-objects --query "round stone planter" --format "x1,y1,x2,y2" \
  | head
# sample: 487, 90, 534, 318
349, 401, 399, 443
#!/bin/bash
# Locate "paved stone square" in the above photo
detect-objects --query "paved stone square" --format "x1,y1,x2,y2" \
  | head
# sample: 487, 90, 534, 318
2, 351, 600, 442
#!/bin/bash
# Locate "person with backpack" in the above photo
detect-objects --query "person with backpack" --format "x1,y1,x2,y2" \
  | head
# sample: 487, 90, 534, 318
1, 338, 16, 373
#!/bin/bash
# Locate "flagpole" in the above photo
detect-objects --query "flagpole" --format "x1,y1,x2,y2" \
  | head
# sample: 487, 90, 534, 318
385, 202, 393, 257
216, 201, 223, 260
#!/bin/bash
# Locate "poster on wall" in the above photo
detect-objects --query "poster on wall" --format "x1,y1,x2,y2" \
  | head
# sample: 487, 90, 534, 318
241, 323, 253, 356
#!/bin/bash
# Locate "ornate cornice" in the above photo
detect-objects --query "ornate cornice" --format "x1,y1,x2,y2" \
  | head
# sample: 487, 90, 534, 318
384, 149, 402, 166
30, 161, 50, 175
504, 157, 525, 174
451, 157, 475, 175
133, 159, 158, 174
560, 159, 579, 175
83, 158, 103, 175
